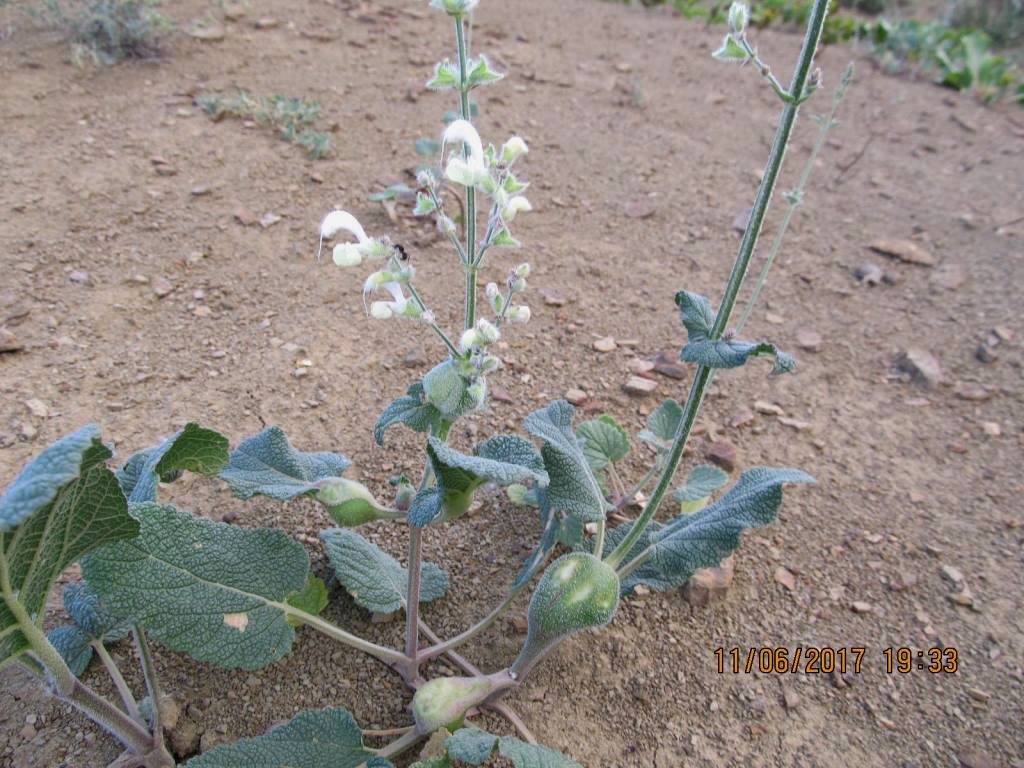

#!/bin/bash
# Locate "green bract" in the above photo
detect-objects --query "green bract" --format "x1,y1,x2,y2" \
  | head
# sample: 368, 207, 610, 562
513, 553, 620, 676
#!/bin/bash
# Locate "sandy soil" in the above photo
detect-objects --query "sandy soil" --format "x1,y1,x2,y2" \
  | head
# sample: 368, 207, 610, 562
1, 0, 1022, 765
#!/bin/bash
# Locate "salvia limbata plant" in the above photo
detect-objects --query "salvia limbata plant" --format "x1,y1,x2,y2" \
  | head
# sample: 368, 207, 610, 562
0, 0, 847, 764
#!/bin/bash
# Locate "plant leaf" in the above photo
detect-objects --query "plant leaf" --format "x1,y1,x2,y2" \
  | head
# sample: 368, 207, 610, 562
675, 290, 716, 342
577, 415, 630, 471
117, 423, 230, 503
637, 399, 683, 451
46, 625, 93, 677
0, 426, 138, 670
219, 427, 351, 501
284, 575, 329, 625
497, 736, 583, 768
444, 730, 581, 768
374, 382, 447, 447
83, 503, 309, 670
320, 528, 448, 614
674, 464, 730, 503
682, 339, 796, 374
62, 581, 132, 643
446, 727, 497, 765
524, 401, 609, 524
185, 707, 381, 768
410, 436, 548, 527
626, 468, 814, 593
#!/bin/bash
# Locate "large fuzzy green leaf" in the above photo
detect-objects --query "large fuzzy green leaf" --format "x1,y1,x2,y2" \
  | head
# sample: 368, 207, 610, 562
374, 382, 447, 446
0, 426, 138, 670
409, 436, 548, 527
621, 468, 814, 594
320, 528, 448, 614
84, 504, 310, 670
219, 427, 350, 501
186, 707, 384, 768
444, 728, 581, 768
576, 416, 630, 472
117, 423, 229, 503
524, 401, 609, 524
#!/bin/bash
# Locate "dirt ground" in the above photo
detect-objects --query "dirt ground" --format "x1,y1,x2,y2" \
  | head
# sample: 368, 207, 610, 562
1, 0, 1022, 765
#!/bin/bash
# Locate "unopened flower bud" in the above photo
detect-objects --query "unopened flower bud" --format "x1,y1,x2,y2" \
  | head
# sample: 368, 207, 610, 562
507, 305, 531, 324
370, 302, 394, 320
429, 0, 479, 16
502, 195, 532, 222
500, 136, 529, 165
437, 215, 456, 235
480, 355, 501, 374
416, 169, 436, 188
460, 328, 480, 352
476, 318, 500, 344
485, 282, 504, 314
509, 276, 527, 294
514, 263, 531, 279
467, 379, 487, 408
728, 2, 749, 35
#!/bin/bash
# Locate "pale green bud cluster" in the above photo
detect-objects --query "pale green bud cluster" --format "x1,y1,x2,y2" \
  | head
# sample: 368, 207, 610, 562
429, 0, 478, 16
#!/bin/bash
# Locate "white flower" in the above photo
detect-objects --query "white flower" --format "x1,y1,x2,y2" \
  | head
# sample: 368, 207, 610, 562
500, 136, 529, 165
319, 210, 372, 268
369, 282, 413, 321
502, 195, 532, 222
443, 120, 489, 189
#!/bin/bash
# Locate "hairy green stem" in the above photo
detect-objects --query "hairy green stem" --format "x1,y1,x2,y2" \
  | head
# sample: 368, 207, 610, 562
132, 628, 165, 741
93, 641, 144, 727
65, 678, 155, 755
456, 15, 478, 328
604, 0, 830, 570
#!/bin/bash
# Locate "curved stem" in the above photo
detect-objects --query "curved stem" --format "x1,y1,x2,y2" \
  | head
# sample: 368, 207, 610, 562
736, 63, 853, 334
132, 628, 163, 739
286, 607, 407, 665
374, 728, 422, 761
604, 0, 830, 570
489, 702, 537, 745
65, 678, 155, 755
404, 527, 424, 681
93, 641, 144, 727
421, 588, 520, 662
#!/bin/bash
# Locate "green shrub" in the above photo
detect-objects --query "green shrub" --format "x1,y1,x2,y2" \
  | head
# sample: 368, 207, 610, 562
37, 0, 167, 65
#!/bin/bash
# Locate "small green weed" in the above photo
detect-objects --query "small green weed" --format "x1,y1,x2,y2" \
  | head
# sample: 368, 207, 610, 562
197, 91, 333, 160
